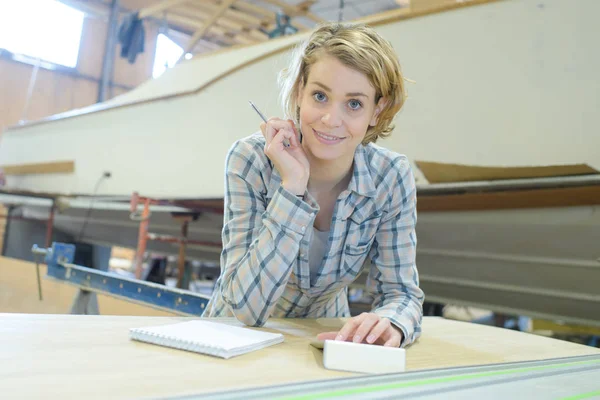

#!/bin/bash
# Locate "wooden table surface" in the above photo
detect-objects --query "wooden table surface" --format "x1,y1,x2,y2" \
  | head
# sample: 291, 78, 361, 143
1, 313, 598, 399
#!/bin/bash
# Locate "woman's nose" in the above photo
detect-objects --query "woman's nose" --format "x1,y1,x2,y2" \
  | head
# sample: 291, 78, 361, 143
321, 106, 343, 128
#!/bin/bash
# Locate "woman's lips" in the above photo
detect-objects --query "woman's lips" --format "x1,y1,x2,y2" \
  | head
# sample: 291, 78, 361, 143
314, 129, 345, 144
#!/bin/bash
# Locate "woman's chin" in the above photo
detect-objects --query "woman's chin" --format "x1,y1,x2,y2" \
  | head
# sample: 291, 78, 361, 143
306, 145, 342, 162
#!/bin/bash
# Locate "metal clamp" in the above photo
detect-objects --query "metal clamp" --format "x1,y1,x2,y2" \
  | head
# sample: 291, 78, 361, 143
30, 244, 49, 301
130, 210, 151, 221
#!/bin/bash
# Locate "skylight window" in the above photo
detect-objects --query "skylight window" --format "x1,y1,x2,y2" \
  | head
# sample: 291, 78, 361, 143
0, 0, 85, 68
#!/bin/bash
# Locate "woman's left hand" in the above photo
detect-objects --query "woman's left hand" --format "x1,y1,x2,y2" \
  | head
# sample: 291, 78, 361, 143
316, 313, 403, 347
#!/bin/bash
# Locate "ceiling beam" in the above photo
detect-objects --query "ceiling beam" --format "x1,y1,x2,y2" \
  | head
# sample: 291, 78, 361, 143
167, 28, 222, 52
231, 0, 312, 32
232, 34, 258, 45
194, 1, 264, 26
164, 13, 236, 43
175, 5, 247, 31
233, 1, 276, 19
263, 19, 310, 32
166, 11, 268, 49
179, 0, 237, 61
245, 28, 269, 42
138, 0, 192, 19
257, 0, 324, 24
404, 0, 457, 11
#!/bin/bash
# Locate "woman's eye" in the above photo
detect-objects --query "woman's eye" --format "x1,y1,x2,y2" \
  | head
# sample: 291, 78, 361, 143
348, 100, 362, 110
313, 92, 327, 102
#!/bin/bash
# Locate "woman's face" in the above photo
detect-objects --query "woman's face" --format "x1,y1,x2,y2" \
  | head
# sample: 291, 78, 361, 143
297, 54, 384, 164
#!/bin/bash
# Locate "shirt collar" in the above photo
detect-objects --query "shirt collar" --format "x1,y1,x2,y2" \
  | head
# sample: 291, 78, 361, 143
347, 144, 377, 198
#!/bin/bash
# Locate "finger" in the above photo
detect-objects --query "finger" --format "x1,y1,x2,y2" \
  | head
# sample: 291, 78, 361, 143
316, 332, 338, 341
336, 313, 368, 341
267, 118, 294, 133
352, 314, 380, 343
288, 119, 300, 142
365, 317, 391, 344
265, 121, 279, 146
271, 128, 295, 148
260, 122, 267, 137
288, 119, 297, 134
288, 128, 299, 147
265, 119, 294, 147
383, 330, 402, 347
263, 117, 284, 144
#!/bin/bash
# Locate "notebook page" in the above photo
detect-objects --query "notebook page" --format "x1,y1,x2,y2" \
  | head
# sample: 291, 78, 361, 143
132, 320, 283, 352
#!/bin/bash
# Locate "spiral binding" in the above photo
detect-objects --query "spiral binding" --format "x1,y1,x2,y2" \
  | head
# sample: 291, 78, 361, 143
130, 328, 223, 357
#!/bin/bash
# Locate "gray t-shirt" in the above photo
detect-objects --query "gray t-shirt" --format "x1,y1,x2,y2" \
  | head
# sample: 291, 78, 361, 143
309, 227, 330, 285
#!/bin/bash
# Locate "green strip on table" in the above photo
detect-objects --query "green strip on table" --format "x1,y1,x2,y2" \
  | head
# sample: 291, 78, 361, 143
560, 390, 600, 400
283, 359, 600, 400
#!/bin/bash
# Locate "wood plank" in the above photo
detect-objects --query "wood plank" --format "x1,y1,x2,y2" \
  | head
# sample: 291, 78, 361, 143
165, 13, 236, 41
245, 28, 270, 41
416, 161, 600, 183
2, 161, 75, 176
406, 0, 457, 10
138, 0, 192, 18
201, 1, 268, 25
234, 0, 277, 20
181, 0, 237, 58
187, 2, 265, 28
175, 5, 247, 31
259, 0, 324, 23
232, 34, 259, 45
418, 185, 600, 212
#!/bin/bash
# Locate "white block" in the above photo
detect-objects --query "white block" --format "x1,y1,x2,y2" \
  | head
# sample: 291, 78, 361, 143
323, 340, 406, 374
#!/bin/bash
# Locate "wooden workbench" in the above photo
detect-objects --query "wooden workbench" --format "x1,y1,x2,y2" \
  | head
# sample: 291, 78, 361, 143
1, 314, 598, 399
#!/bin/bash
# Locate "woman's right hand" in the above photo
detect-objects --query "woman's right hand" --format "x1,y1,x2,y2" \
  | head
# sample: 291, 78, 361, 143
260, 118, 310, 196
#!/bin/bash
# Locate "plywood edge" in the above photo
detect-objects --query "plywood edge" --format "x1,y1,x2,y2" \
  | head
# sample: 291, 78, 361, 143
5, 0, 504, 132
418, 185, 600, 212
415, 161, 600, 183
1, 161, 75, 176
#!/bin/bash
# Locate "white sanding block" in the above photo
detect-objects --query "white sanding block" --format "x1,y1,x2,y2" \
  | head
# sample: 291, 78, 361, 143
322, 340, 406, 374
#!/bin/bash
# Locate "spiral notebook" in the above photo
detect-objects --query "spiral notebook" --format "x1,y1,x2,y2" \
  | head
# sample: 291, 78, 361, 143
129, 320, 284, 359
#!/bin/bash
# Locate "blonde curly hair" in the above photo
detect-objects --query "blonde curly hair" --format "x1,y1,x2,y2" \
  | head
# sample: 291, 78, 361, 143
279, 22, 407, 145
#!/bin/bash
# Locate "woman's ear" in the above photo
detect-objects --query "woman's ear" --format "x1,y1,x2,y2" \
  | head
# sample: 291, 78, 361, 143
370, 97, 387, 127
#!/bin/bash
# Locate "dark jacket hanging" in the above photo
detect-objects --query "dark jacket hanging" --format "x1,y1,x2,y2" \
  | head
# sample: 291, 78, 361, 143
118, 12, 145, 64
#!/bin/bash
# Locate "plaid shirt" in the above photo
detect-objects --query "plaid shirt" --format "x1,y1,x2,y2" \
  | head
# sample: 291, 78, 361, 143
203, 133, 424, 346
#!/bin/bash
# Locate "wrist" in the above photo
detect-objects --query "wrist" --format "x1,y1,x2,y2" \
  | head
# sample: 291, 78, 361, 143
282, 181, 306, 196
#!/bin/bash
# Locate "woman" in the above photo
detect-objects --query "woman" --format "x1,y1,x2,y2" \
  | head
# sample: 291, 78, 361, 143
204, 22, 424, 348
